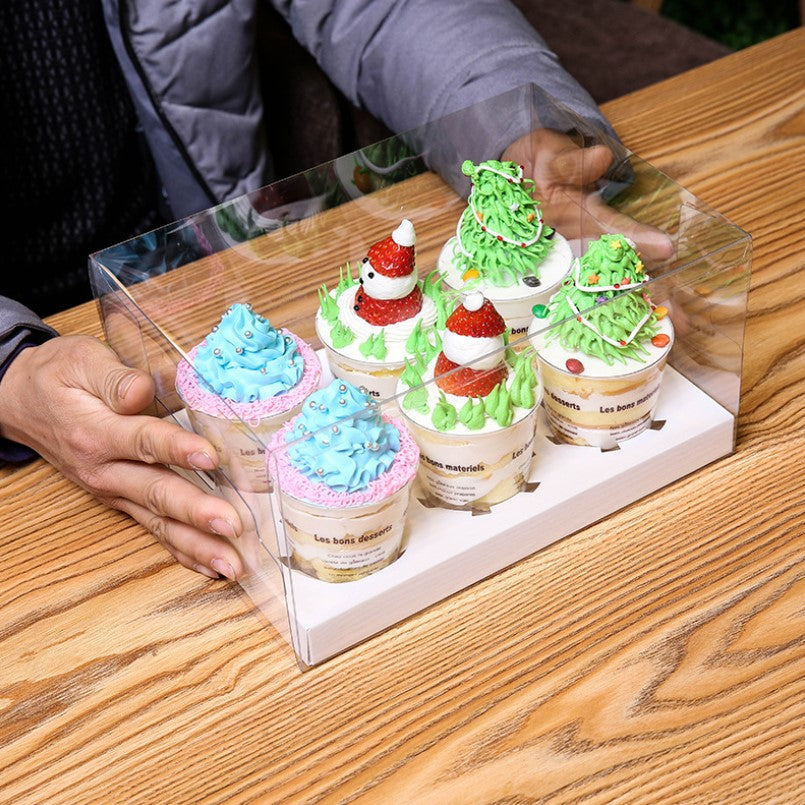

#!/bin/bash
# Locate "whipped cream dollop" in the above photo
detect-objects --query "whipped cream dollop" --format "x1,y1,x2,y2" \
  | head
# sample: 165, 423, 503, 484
193, 303, 304, 402
285, 380, 401, 493
441, 329, 505, 370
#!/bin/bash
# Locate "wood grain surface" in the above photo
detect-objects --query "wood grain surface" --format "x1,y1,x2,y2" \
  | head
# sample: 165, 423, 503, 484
1, 29, 803, 804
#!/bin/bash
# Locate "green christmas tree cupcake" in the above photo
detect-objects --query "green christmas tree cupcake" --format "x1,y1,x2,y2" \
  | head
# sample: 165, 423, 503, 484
437, 159, 573, 337
529, 234, 674, 447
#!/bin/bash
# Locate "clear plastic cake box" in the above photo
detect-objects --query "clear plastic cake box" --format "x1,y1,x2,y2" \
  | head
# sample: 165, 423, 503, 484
89, 85, 751, 668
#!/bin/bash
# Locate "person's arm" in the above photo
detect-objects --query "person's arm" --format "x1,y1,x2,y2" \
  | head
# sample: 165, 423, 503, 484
0, 298, 244, 580
272, 0, 612, 141
0, 299, 59, 461
272, 0, 672, 259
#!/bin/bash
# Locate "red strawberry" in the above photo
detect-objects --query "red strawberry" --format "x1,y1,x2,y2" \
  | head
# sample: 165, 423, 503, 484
446, 297, 506, 337
353, 286, 423, 326
434, 351, 508, 398
366, 236, 414, 277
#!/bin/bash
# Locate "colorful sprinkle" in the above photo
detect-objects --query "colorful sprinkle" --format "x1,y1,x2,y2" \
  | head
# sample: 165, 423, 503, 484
653, 305, 669, 320
566, 358, 584, 374
587, 273, 600, 285
532, 303, 549, 318
462, 268, 480, 281
652, 334, 671, 348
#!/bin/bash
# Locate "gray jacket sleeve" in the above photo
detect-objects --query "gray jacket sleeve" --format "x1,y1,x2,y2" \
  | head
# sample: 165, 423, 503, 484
271, 0, 617, 152
0, 297, 58, 364
0, 298, 58, 462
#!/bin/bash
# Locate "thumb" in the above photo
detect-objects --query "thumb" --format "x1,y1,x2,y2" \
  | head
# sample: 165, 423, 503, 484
106, 367, 156, 415
548, 144, 613, 186
66, 338, 156, 415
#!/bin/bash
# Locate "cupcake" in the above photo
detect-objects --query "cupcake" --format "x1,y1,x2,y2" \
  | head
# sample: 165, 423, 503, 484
315, 219, 449, 400
437, 159, 573, 337
529, 233, 674, 448
175, 303, 321, 492
268, 380, 420, 583
398, 291, 541, 508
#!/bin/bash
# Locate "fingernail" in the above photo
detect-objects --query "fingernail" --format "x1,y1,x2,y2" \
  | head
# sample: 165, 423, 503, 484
189, 451, 216, 470
193, 563, 220, 580
210, 517, 236, 538
211, 559, 236, 580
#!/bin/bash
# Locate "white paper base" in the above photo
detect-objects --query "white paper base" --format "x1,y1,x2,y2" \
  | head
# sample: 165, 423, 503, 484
281, 365, 735, 666
172, 361, 735, 667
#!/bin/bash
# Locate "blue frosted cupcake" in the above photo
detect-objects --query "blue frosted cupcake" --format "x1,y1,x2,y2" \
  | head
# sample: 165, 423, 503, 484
268, 380, 419, 582
176, 303, 321, 491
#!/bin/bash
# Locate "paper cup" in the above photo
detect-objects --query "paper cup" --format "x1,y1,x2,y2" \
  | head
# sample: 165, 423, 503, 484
276, 480, 414, 583
402, 407, 539, 507
532, 317, 674, 448
317, 342, 405, 401
181, 405, 298, 492
268, 414, 419, 583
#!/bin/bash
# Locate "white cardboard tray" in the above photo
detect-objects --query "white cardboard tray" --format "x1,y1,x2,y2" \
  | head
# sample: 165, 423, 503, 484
279, 366, 735, 665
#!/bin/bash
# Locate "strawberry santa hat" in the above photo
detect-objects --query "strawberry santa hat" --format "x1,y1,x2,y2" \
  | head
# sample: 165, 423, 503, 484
435, 291, 509, 397
354, 219, 423, 326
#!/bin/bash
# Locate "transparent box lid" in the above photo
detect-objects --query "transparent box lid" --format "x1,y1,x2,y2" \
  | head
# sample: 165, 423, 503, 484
90, 84, 751, 668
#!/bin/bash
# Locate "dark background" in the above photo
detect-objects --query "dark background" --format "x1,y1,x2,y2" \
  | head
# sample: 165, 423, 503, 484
652, 0, 799, 49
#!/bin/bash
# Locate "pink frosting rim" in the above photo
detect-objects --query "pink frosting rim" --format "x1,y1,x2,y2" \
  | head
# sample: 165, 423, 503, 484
175, 331, 321, 422
267, 415, 420, 508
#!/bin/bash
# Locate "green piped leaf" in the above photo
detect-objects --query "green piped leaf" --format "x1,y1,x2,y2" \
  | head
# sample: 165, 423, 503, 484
335, 261, 358, 295
459, 396, 486, 430
490, 383, 514, 427
330, 320, 354, 348
318, 284, 339, 324
400, 359, 423, 389
358, 330, 388, 360
403, 386, 429, 414
509, 353, 537, 409
431, 391, 457, 432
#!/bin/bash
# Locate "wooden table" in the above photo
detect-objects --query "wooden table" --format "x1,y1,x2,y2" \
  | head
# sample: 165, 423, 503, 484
2, 28, 803, 804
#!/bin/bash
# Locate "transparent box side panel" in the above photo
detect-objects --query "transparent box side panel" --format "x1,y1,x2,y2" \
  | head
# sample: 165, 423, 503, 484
90, 83, 749, 668
89, 265, 299, 653
578, 153, 751, 425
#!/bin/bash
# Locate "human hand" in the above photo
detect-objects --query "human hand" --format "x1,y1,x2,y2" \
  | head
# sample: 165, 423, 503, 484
502, 129, 674, 261
0, 335, 244, 580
